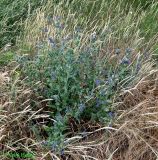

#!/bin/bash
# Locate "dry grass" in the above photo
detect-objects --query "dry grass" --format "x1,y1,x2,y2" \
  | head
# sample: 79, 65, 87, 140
61, 69, 158, 160
0, 72, 10, 86
0, 68, 49, 159
107, 69, 158, 160
2, 68, 158, 160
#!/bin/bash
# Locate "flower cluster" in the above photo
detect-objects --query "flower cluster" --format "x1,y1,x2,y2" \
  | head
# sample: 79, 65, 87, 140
19, 19, 142, 154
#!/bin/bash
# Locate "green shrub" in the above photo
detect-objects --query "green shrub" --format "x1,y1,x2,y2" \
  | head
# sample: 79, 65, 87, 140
15, 21, 146, 154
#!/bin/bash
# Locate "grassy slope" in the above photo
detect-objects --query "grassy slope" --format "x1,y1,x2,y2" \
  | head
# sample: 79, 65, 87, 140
0, 0, 158, 160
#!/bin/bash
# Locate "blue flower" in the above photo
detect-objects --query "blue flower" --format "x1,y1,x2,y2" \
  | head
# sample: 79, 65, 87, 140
95, 79, 101, 87
51, 142, 58, 151
105, 77, 113, 85
51, 71, 56, 80
125, 48, 132, 54
81, 131, 88, 137
49, 37, 55, 43
121, 57, 130, 65
108, 111, 115, 118
55, 113, 63, 122
101, 100, 108, 105
48, 37, 56, 48
143, 51, 149, 60
63, 35, 72, 41
136, 63, 141, 74
47, 16, 53, 24
75, 26, 82, 33
90, 32, 97, 41
55, 23, 64, 29
79, 103, 85, 112
65, 107, 71, 113
60, 149, 64, 156
60, 41, 65, 51
101, 70, 107, 76
100, 90, 106, 96
53, 15, 62, 22
84, 47, 91, 53
41, 140, 48, 145
96, 98, 102, 107
115, 48, 121, 55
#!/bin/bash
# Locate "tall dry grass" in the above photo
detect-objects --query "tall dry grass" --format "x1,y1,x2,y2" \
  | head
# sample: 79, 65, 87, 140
58, 69, 158, 160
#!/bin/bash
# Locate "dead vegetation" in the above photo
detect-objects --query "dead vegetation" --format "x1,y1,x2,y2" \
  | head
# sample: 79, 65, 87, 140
62, 69, 158, 160
1, 67, 158, 160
